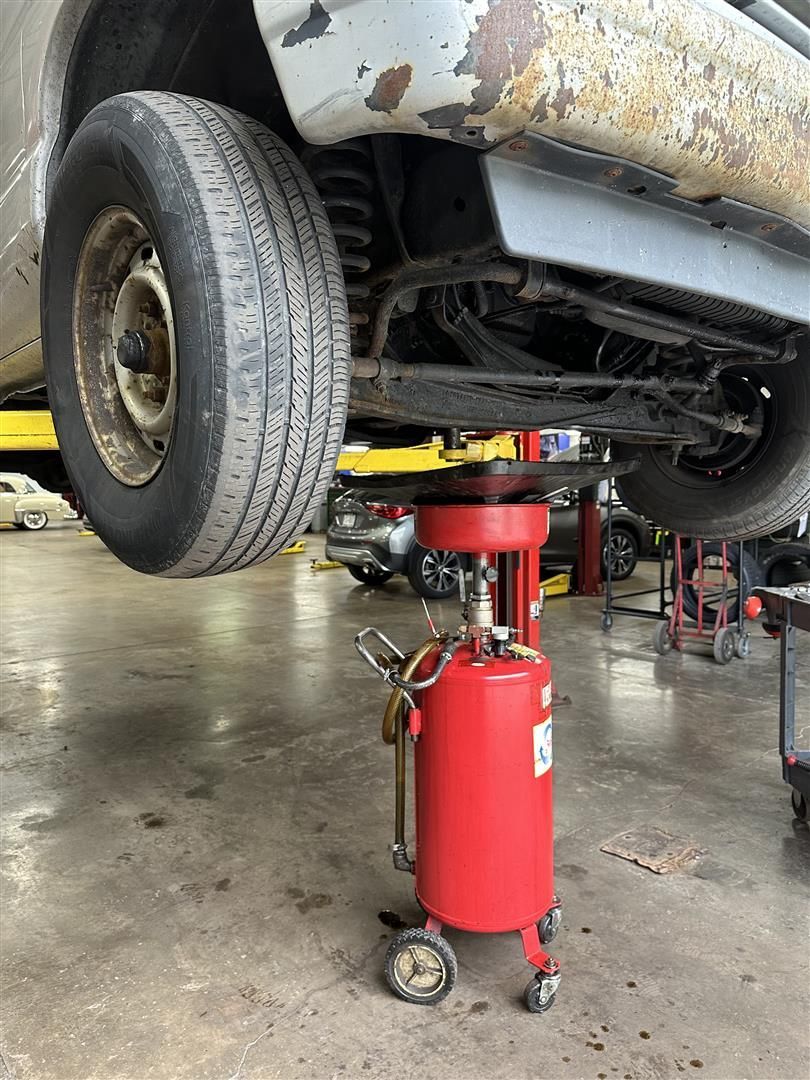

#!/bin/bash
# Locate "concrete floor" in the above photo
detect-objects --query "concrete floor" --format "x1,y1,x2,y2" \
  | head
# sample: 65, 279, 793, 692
2, 524, 809, 1080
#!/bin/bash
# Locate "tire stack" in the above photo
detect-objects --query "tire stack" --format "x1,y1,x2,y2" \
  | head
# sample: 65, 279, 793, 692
759, 543, 810, 588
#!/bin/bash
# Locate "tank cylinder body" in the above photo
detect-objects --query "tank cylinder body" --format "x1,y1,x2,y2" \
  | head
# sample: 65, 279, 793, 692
414, 645, 555, 933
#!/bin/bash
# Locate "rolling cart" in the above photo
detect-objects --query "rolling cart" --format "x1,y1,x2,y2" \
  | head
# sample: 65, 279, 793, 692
601, 496, 668, 631
750, 586, 810, 822
653, 537, 750, 664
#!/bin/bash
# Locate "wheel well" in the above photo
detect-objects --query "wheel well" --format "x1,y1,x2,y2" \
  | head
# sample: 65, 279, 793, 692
46, 0, 293, 204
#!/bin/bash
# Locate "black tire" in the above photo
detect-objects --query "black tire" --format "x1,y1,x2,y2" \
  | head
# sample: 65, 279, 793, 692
347, 565, 394, 587
601, 526, 639, 581
759, 543, 810, 587
791, 788, 809, 823
673, 543, 764, 623
735, 632, 752, 659
407, 545, 464, 600
653, 619, 673, 655
713, 626, 735, 665
524, 976, 559, 1014
614, 357, 810, 541
538, 907, 561, 944
384, 928, 457, 1005
20, 511, 48, 531
42, 92, 350, 577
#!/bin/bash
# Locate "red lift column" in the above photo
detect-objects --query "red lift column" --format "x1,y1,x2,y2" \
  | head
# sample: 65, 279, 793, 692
504, 431, 542, 648
576, 483, 603, 596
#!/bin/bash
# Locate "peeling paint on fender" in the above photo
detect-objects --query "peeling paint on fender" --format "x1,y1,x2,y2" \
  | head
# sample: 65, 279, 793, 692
256, 0, 809, 227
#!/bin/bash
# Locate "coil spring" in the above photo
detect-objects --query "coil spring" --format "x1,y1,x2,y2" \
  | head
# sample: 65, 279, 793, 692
303, 140, 374, 347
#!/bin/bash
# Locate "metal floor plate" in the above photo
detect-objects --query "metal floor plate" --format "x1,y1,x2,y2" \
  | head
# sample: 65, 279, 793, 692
601, 826, 703, 875
340, 458, 640, 505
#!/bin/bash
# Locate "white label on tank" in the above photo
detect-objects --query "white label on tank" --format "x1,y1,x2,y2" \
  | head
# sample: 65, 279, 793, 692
542, 682, 552, 709
533, 718, 553, 778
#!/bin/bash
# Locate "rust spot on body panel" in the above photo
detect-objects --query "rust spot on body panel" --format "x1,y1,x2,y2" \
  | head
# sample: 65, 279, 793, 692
365, 64, 413, 113
454, 0, 552, 116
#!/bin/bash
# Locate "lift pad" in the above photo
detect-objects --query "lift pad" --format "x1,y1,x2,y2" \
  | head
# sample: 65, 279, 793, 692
340, 458, 640, 505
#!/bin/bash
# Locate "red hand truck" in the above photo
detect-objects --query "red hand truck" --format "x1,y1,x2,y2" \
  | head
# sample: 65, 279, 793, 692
653, 536, 750, 664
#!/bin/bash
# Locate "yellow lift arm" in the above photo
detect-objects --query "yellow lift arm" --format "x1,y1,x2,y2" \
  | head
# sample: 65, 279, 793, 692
0, 412, 516, 473
0, 411, 58, 451
336, 434, 516, 473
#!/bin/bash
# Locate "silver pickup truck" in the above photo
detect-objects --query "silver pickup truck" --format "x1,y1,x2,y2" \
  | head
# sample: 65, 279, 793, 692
1, 0, 808, 576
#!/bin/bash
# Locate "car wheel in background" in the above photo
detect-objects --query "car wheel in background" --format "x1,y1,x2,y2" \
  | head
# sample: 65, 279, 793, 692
42, 92, 350, 577
759, 543, 810, 587
20, 511, 48, 531
347, 565, 394, 587
673, 543, 764, 623
408, 545, 463, 600
601, 527, 639, 580
614, 357, 810, 541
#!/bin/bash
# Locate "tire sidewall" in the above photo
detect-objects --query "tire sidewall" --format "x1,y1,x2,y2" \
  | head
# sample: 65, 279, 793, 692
42, 101, 218, 574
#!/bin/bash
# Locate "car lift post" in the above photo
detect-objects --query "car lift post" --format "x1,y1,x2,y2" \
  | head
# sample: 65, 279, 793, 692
576, 483, 603, 596
496, 432, 542, 648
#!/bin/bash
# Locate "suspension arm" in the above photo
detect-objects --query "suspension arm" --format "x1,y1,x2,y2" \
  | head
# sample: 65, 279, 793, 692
349, 377, 700, 441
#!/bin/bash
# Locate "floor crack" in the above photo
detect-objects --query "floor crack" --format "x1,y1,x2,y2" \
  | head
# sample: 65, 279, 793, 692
225, 1024, 274, 1080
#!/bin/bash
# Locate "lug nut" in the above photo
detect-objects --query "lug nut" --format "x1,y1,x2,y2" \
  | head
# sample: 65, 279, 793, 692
116, 329, 152, 373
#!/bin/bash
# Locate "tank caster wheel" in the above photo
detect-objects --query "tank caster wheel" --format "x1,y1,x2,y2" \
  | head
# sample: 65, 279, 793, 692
384, 927, 457, 1005
713, 626, 735, 665
653, 619, 673, 655
524, 971, 561, 1014
600, 612, 613, 632
735, 632, 751, 659
538, 906, 561, 944
791, 788, 808, 823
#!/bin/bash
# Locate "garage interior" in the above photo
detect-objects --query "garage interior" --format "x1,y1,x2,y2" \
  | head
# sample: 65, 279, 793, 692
2, 1, 810, 1076
2, 515, 808, 1080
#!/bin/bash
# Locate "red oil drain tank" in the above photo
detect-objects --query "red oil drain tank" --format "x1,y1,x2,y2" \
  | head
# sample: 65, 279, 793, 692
355, 501, 561, 1013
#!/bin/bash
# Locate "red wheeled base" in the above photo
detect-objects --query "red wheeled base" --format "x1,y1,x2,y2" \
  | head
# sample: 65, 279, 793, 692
383, 903, 562, 1012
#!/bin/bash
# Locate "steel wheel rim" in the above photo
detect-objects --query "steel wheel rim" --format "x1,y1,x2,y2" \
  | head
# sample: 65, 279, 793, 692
73, 207, 177, 486
23, 512, 45, 528
422, 549, 461, 592
393, 944, 447, 998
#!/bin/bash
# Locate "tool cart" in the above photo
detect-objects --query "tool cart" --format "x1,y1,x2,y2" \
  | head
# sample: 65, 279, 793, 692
751, 585, 810, 822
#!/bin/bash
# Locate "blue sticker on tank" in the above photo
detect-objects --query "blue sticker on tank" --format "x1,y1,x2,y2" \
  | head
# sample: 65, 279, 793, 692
533, 718, 553, 778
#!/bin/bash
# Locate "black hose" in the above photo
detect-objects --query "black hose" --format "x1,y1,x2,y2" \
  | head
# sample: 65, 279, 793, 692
388, 641, 460, 691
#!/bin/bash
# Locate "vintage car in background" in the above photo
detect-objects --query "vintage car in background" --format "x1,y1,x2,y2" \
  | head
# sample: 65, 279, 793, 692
0, 473, 76, 530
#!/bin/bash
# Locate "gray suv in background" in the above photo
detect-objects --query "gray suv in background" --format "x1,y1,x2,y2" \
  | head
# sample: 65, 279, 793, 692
326, 490, 650, 598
